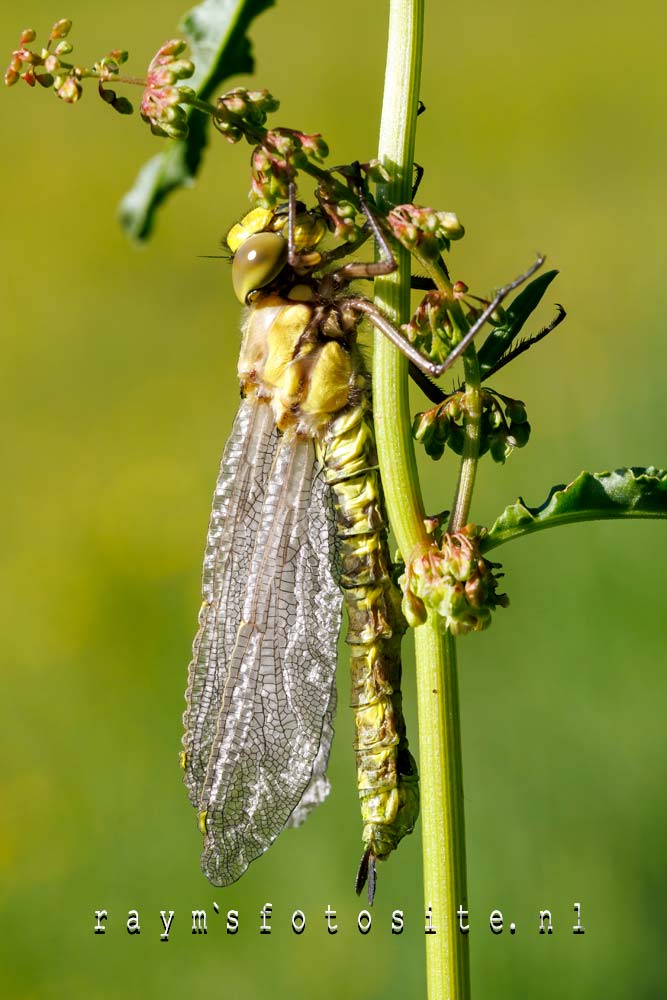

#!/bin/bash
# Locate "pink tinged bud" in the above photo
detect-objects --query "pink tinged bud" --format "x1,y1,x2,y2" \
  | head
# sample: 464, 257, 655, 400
160, 39, 186, 57
225, 93, 248, 114
54, 41, 73, 56
20, 28, 37, 44
18, 49, 41, 65
4, 66, 20, 86
44, 54, 59, 73
50, 19, 72, 40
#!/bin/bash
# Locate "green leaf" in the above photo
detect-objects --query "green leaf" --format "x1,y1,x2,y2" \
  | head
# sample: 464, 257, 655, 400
482, 467, 667, 552
477, 269, 558, 377
119, 0, 274, 241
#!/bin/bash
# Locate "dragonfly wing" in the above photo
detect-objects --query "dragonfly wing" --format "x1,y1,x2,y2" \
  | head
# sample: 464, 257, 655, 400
186, 416, 342, 886
285, 462, 338, 829
183, 397, 278, 804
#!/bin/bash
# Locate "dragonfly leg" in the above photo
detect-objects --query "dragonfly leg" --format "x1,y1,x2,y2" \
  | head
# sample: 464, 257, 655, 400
346, 254, 545, 379
481, 303, 566, 381
412, 161, 424, 199
408, 361, 449, 404
331, 173, 398, 285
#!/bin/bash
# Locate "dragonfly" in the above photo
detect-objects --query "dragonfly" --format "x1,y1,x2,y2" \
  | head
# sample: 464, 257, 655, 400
181, 176, 541, 901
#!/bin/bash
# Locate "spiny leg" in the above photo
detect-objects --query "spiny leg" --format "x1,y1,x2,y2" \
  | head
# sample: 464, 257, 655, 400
481, 303, 566, 380
347, 254, 546, 379
408, 302, 566, 402
330, 164, 399, 285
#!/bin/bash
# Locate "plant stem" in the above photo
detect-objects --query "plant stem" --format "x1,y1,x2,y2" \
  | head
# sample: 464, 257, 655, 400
373, 2, 471, 998
449, 350, 482, 532
414, 624, 470, 998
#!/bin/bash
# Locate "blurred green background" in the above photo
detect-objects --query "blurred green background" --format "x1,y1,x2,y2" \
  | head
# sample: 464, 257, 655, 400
1, 1, 666, 997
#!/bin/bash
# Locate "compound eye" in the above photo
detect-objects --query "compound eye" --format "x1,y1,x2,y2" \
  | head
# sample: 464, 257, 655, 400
232, 232, 288, 303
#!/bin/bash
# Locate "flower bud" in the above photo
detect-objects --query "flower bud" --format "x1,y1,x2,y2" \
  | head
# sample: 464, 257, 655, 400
20, 28, 37, 44
401, 526, 507, 636
50, 19, 72, 40
506, 421, 531, 448
169, 58, 194, 80
487, 405, 503, 429
56, 76, 82, 102
504, 399, 527, 423
439, 211, 465, 240
160, 39, 186, 56
18, 49, 40, 65
401, 585, 428, 628
445, 397, 461, 421
489, 433, 509, 464
4, 66, 19, 87
112, 95, 133, 115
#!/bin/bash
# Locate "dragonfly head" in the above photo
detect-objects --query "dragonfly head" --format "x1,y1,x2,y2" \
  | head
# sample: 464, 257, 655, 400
227, 205, 327, 303
231, 230, 288, 304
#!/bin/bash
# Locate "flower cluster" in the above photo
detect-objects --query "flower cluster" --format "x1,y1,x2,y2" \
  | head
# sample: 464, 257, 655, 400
401, 526, 508, 635
401, 285, 469, 367
6, 20, 130, 113
314, 161, 388, 243
413, 388, 531, 463
5, 20, 78, 100
250, 127, 328, 206
5, 20, 134, 113
386, 204, 464, 260
212, 87, 280, 142
140, 40, 194, 138
316, 185, 362, 243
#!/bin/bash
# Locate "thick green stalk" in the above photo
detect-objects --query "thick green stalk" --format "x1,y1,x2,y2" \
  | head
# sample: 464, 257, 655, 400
373, 0, 427, 556
373, 2, 471, 998
449, 350, 482, 532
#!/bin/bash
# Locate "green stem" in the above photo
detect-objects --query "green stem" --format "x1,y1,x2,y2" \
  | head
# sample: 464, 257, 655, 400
414, 625, 470, 999
373, 2, 470, 998
449, 350, 482, 532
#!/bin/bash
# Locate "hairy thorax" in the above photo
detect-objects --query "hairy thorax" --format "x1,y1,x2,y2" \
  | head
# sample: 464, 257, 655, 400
238, 285, 364, 436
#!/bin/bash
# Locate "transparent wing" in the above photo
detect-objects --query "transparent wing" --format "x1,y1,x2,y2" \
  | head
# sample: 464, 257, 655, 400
183, 397, 278, 803
183, 400, 342, 886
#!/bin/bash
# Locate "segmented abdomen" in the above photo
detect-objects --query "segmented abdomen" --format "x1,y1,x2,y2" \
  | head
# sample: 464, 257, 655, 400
319, 388, 419, 864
